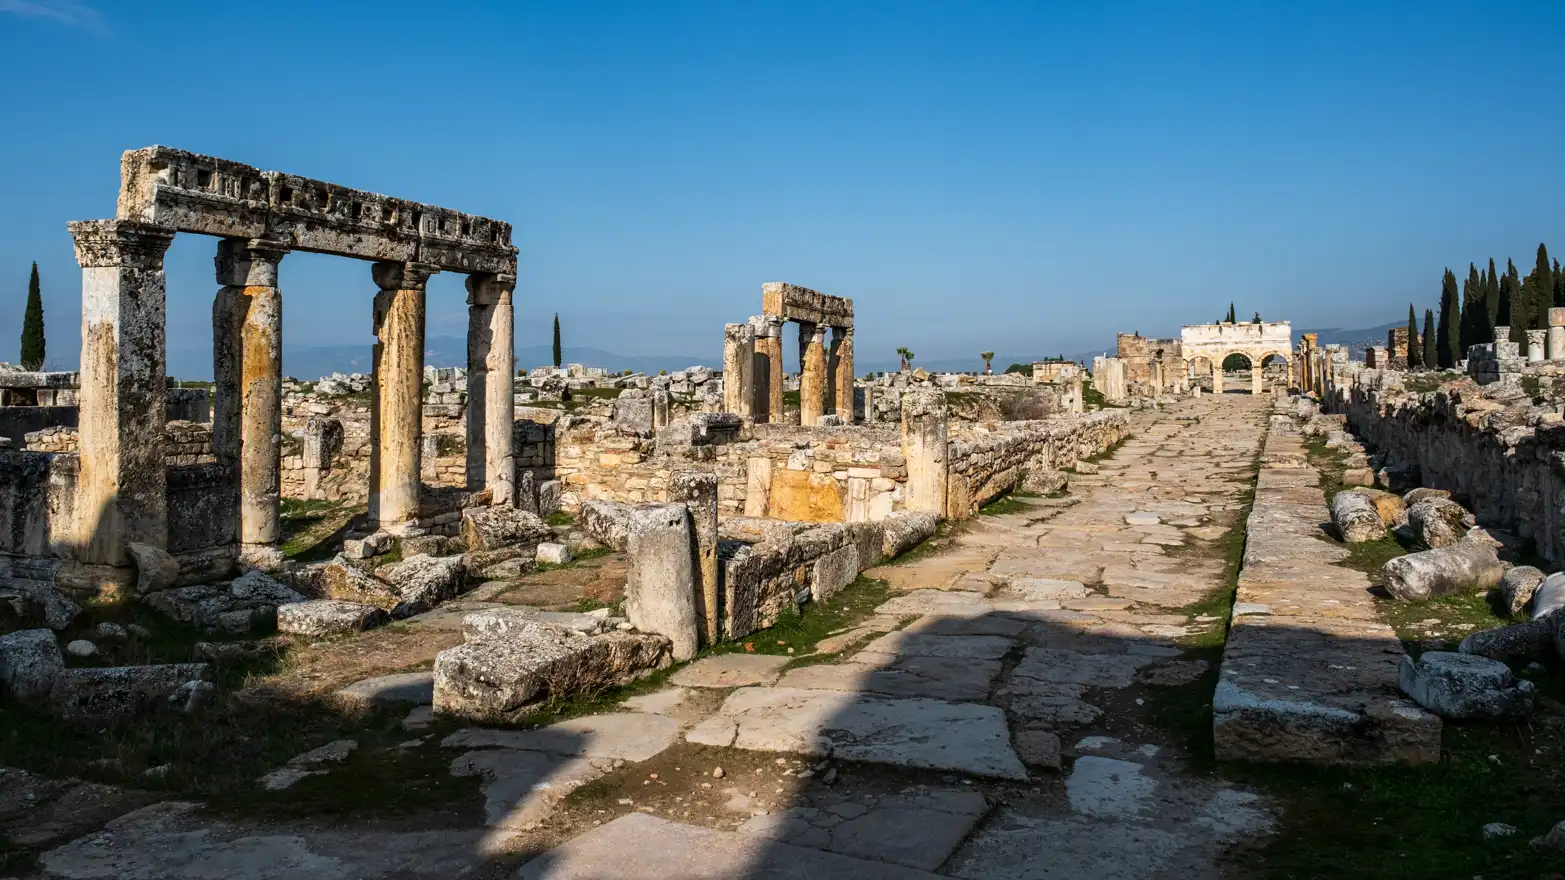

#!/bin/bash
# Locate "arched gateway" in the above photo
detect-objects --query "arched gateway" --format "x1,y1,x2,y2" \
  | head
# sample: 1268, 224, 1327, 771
1180, 321, 1293, 395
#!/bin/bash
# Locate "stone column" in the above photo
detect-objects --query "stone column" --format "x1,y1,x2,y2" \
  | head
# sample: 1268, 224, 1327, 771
670, 471, 719, 646
624, 503, 700, 661
67, 220, 176, 566
1251, 358, 1264, 395
1550, 309, 1565, 361
1211, 359, 1224, 395
370, 261, 436, 527
900, 389, 949, 517
799, 322, 827, 425
1527, 329, 1547, 363
722, 323, 754, 419
751, 316, 784, 424
465, 273, 516, 506
830, 327, 855, 422
212, 238, 288, 567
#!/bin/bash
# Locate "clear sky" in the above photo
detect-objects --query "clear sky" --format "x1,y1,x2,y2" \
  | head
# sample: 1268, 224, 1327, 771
2, 0, 1564, 375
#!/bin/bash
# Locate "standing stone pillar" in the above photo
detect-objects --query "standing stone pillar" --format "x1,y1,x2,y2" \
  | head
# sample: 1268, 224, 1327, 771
1251, 358, 1264, 395
799, 322, 827, 425
670, 471, 719, 646
625, 503, 700, 661
901, 389, 949, 518
212, 238, 289, 566
465, 273, 516, 506
751, 316, 784, 424
830, 327, 855, 422
722, 323, 754, 419
1527, 329, 1547, 363
67, 220, 177, 566
370, 262, 436, 527
1550, 309, 1565, 361
1211, 360, 1224, 395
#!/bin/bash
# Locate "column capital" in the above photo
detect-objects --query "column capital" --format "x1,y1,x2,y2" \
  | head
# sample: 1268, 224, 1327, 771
465, 272, 516, 305
67, 219, 175, 269
215, 238, 289, 287
372, 260, 440, 291
834, 325, 854, 339
798, 321, 827, 343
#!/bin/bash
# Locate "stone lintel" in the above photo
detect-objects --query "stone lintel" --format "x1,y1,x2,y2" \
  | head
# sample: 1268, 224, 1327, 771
117, 146, 517, 275
763, 282, 853, 328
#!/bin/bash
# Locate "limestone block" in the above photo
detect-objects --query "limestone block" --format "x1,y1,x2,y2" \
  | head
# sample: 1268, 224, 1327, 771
538, 479, 563, 516
126, 542, 179, 595
1496, 565, 1545, 616
0, 629, 63, 702
1381, 536, 1505, 601
316, 555, 399, 609
579, 499, 635, 551
1328, 491, 1385, 543
536, 542, 572, 565
812, 545, 860, 602
1398, 651, 1534, 719
1351, 488, 1407, 526
1407, 498, 1474, 549
461, 506, 552, 552
276, 600, 386, 637
881, 510, 938, 558
462, 608, 608, 639
1457, 617, 1556, 662
382, 554, 465, 619
625, 504, 700, 661
1533, 572, 1565, 620
49, 663, 212, 725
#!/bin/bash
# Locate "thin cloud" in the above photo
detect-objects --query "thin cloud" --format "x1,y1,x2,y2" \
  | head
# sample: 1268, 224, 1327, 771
0, 0, 107, 33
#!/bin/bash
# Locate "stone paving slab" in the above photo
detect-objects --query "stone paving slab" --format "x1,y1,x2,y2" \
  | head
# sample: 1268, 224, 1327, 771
738, 789, 988, 871
670, 653, 792, 688
855, 631, 1014, 661
444, 712, 681, 761
686, 686, 1028, 779
776, 655, 1003, 701
516, 812, 947, 879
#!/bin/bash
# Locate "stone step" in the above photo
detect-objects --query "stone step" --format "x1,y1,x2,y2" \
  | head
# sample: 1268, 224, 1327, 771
516, 812, 947, 879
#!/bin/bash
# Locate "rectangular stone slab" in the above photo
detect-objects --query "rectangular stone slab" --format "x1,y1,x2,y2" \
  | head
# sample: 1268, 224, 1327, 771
516, 813, 945, 879
686, 686, 1027, 780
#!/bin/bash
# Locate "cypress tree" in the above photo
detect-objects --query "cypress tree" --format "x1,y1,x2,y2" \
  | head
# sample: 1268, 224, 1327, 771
1441, 268, 1461, 368
1226, 303, 1236, 323
1554, 257, 1563, 308
1422, 309, 1436, 370
19, 262, 44, 371
1486, 257, 1501, 341
1405, 303, 1420, 367
1530, 243, 1552, 329
1506, 262, 1527, 345
552, 313, 562, 367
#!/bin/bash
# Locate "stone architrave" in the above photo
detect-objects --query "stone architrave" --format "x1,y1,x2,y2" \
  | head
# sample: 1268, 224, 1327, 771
799, 322, 827, 426
466, 273, 517, 506
722, 323, 755, 419
830, 327, 855, 422
901, 389, 949, 518
212, 237, 288, 566
625, 504, 700, 661
1549, 308, 1565, 361
67, 220, 177, 566
670, 471, 719, 645
1527, 329, 1546, 363
370, 261, 436, 527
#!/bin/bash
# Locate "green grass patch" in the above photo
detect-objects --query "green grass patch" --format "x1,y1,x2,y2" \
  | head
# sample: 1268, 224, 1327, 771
545, 511, 575, 527
280, 499, 361, 563
977, 490, 1040, 517
1402, 373, 1446, 394
711, 575, 895, 659
534, 546, 612, 573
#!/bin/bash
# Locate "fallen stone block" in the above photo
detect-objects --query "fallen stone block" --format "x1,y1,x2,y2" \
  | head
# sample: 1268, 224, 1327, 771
1407, 497, 1474, 549
433, 623, 670, 722
126, 542, 179, 595
578, 500, 635, 551
462, 607, 607, 639
881, 510, 938, 558
1533, 572, 1565, 620
1497, 565, 1546, 616
316, 555, 399, 609
0, 628, 62, 702
1352, 488, 1407, 526
49, 663, 212, 725
461, 506, 552, 552
1399, 651, 1535, 719
1329, 491, 1385, 543
536, 542, 572, 566
0, 580, 80, 631
381, 554, 465, 618
1458, 618, 1556, 662
1381, 536, 1504, 601
276, 599, 386, 636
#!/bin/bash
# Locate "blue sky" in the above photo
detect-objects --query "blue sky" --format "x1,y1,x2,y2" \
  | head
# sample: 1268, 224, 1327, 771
2, 0, 1564, 375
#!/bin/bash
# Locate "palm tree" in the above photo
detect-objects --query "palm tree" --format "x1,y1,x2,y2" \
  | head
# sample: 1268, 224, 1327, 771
980, 351, 995, 374
905, 350, 916, 369
896, 347, 912, 371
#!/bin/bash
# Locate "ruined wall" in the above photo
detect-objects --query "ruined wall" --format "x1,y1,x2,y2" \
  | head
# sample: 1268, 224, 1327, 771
1332, 371, 1565, 566
947, 410, 1129, 514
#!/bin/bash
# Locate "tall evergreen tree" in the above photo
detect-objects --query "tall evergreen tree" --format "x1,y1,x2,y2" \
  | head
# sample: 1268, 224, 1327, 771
1486, 257, 1501, 341
1422, 309, 1436, 370
1405, 303, 1421, 367
1554, 257, 1563, 308
1440, 268, 1460, 368
1226, 303, 1236, 323
552, 313, 562, 367
1527, 243, 1552, 330
19, 262, 44, 371
1505, 261, 1527, 345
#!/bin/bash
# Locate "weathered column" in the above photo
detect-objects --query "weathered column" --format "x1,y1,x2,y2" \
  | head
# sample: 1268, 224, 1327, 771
901, 389, 949, 517
1211, 359, 1224, 395
67, 220, 176, 566
624, 503, 700, 661
370, 261, 436, 527
212, 238, 288, 567
830, 327, 855, 422
670, 471, 719, 646
1527, 329, 1547, 363
722, 322, 754, 419
754, 316, 784, 423
1550, 308, 1565, 361
465, 273, 516, 506
799, 322, 827, 425
1251, 358, 1264, 395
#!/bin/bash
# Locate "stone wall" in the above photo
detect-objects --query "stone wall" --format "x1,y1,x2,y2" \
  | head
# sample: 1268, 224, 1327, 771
947, 410, 1129, 515
1330, 369, 1565, 566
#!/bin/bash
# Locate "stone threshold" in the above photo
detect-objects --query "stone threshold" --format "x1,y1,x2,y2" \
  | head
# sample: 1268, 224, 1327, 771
1212, 399, 1441, 764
